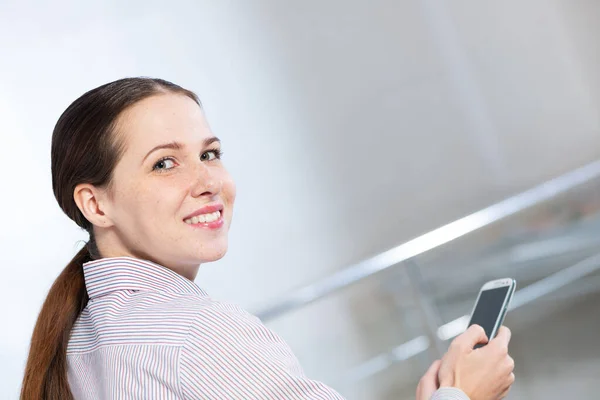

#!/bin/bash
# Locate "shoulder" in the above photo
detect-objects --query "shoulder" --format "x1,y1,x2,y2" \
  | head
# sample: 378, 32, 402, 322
180, 298, 298, 365
138, 292, 258, 335
176, 299, 346, 399
183, 298, 276, 343
177, 299, 312, 397
142, 293, 276, 346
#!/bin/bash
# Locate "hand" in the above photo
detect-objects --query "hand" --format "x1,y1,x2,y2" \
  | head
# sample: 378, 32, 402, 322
416, 359, 441, 400
438, 325, 515, 400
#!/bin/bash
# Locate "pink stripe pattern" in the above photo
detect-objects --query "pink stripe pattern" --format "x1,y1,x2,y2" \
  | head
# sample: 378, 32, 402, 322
66, 256, 346, 399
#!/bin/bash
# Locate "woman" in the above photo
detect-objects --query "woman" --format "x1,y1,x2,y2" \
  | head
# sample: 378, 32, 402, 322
21, 78, 514, 399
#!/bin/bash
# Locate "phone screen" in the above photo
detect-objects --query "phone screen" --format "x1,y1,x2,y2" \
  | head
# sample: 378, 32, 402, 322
468, 286, 510, 340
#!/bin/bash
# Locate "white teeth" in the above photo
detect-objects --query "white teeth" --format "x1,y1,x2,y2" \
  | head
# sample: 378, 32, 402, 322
184, 211, 221, 225
205, 211, 219, 222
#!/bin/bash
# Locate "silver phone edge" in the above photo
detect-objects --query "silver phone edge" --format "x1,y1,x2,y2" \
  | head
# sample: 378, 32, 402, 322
468, 278, 517, 340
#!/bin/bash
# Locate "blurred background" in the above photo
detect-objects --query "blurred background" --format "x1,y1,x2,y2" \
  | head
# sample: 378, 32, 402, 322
1, 0, 599, 399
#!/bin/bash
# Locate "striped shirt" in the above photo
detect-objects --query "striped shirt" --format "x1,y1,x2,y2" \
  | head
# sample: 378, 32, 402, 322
66, 256, 469, 400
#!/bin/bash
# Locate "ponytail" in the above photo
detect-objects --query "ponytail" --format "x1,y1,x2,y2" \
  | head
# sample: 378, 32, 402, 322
30, 76, 198, 399
20, 244, 92, 400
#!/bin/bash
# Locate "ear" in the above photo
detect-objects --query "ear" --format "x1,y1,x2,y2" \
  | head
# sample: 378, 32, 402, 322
73, 183, 115, 228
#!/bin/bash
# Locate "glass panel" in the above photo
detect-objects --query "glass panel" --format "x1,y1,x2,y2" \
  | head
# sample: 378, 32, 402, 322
264, 176, 600, 399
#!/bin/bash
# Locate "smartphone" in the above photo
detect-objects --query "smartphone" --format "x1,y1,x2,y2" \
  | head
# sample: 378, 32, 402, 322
468, 278, 516, 348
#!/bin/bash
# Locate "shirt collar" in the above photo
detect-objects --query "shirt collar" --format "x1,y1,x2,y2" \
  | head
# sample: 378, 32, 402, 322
82, 256, 208, 300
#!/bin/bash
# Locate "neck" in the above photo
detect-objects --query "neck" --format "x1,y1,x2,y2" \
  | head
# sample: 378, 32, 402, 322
94, 233, 201, 281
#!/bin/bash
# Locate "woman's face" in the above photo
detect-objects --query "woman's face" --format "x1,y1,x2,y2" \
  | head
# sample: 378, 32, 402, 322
98, 93, 235, 276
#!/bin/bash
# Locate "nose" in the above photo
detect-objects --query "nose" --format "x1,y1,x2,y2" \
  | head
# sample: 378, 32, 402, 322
191, 163, 222, 198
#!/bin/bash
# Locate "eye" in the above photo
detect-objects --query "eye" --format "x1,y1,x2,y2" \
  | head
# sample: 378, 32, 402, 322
152, 157, 176, 172
200, 149, 222, 162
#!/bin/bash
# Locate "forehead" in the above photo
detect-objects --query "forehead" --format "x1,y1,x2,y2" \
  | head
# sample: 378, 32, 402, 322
116, 93, 210, 153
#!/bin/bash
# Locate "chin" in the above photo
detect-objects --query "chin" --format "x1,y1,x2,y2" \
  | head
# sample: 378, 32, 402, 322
202, 251, 227, 262
198, 242, 228, 263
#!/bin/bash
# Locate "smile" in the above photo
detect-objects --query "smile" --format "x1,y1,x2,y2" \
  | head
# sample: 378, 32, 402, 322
184, 210, 221, 225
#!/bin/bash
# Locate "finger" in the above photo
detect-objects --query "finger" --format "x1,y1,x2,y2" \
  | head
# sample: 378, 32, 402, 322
498, 385, 511, 399
424, 359, 442, 387
506, 356, 515, 373
508, 372, 515, 385
417, 360, 442, 400
457, 325, 488, 348
496, 372, 515, 399
493, 326, 512, 348
425, 359, 441, 381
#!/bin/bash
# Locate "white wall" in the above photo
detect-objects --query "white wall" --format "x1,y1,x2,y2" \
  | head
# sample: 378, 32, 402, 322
1, 0, 599, 398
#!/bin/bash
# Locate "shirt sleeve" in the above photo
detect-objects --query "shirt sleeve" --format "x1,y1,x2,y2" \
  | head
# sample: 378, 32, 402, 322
431, 387, 470, 400
178, 303, 345, 400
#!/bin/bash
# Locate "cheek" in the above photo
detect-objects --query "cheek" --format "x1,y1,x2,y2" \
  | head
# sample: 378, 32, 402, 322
116, 180, 179, 224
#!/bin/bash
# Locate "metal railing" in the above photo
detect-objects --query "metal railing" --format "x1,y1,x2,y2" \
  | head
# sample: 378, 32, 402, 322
345, 251, 600, 383
255, 160, 600, 321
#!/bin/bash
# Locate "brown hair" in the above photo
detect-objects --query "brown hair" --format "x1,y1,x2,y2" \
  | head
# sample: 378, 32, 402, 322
21, 77, 199, 399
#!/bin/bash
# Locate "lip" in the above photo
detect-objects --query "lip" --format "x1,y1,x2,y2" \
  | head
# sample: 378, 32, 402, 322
183, 203, 224, 220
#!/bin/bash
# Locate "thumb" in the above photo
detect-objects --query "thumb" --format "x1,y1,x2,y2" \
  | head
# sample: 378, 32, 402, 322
417, 360, 442, 400
459, 324, 489, 349
492, 326, 512, 348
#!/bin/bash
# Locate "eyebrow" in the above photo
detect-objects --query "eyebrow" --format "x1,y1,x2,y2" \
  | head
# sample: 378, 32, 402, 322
142, 136, 221, 163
